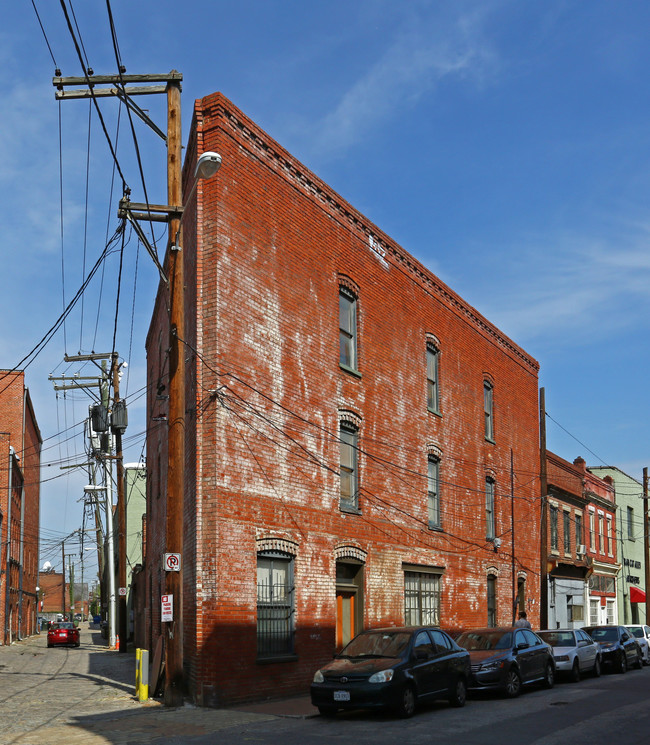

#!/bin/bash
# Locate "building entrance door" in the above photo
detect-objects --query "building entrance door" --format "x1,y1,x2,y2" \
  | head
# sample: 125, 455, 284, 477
336, 590, 356, 649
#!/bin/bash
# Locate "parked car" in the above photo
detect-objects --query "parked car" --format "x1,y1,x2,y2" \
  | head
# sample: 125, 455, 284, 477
625, 625, 650, 665
455, 627, 555, 698
537, 628, 601, 680
583, 625, 642, 673
47, 621, 80, 648
310, 626, 471, 718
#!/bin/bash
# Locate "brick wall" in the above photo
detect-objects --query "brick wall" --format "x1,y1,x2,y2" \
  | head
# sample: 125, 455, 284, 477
146, 93, 542, 705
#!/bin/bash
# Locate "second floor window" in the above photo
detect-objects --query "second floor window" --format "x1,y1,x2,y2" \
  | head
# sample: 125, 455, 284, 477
589, 511, 595, 550
628, 506, 634, 540
426, 344, 440, 413
550, 505, 558, 551
339, 288, 357, 371
339, 422, 359, 511
563, 511, 571, 553
484, 381, 494, 441
485, 478, 495, 540
575, 513, 583, 550
427, 455, 441, 529
598, 515, 605, 553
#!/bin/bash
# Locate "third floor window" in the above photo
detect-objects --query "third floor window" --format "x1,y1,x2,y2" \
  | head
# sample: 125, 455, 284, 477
339, 288, 357, 371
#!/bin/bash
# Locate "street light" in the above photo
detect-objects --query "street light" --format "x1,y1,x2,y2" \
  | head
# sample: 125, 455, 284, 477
171, 151, 222, 250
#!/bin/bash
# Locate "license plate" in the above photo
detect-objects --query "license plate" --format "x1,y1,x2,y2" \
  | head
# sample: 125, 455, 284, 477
333, 691, 350, 702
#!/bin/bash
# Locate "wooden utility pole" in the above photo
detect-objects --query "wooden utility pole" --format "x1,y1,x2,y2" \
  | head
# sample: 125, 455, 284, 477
164, 74, 184, 707
112, 353, 128, 652
643, 467, 650, 623
539, 388, 548, 630
61, 542, 66, 617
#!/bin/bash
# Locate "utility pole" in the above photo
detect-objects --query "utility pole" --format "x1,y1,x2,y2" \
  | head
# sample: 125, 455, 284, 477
68, 554, 75, 619
539, 388, 548, 630
61, 541, 66, 618
165, 74, 185, 707
111, 352, 128, 652
643, 466, 650, 623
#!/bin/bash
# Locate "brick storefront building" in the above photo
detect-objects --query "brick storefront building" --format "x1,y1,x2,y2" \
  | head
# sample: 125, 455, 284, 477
545, 452, 618, 628
0, 370, 41, 643
145, 93, 542, 705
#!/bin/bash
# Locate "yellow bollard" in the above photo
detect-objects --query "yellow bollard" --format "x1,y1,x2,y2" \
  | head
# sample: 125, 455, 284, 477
138, 649, 149, 701
135, 648, 141, 695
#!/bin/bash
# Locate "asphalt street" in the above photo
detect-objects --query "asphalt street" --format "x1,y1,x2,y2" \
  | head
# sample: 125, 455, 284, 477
2, 626, 650, 745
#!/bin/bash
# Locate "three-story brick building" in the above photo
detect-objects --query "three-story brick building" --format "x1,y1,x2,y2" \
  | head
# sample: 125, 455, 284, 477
145, 93, 543, 705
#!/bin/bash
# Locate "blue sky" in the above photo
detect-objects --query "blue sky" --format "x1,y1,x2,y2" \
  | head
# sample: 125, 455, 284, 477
3, 0, 650, 578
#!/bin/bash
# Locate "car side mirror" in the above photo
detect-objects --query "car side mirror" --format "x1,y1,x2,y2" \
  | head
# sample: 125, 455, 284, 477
415, 648, 429, 661
622, 634, 629, 642
516, 642, 529, 651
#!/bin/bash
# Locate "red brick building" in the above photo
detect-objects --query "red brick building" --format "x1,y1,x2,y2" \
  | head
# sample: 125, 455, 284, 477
145, 93, 542, 705
0, 370, 41, 643
545, 452, 618, 628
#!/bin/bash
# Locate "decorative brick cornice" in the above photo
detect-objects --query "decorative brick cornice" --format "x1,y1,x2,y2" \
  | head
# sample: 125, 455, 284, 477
199, 93, 539, 376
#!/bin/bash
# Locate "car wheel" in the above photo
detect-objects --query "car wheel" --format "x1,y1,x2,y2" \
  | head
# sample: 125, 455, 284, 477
448, 677, 467, 708
593, 656, 601, 677
570, 659, 580, 683
543, 662, 555, 689
47, 643, 52, 648
634, 652, 643, 670
617, 651, 627, 674
317, 706, 338, 717
75, 642, 80, 648
396, 684, 417, 718
504, 668, 522, 698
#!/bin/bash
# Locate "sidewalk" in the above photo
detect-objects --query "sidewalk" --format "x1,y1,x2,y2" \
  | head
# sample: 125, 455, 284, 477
0, 626, 318, 745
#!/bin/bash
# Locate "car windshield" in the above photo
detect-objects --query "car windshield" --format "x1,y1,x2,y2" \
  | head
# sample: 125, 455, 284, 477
588, 628, 618, 642
629, 628, 644, 639
339, 631, 411, 658
538, 631, 574, 647
456, 631, 512, 651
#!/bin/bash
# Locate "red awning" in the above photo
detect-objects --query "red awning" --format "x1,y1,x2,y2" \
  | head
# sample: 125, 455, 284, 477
630, 586, 646, 603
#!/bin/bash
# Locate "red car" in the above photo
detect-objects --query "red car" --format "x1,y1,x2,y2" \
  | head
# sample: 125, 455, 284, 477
47, 621, 80, 648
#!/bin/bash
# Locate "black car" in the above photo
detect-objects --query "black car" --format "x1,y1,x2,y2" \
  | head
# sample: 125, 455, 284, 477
310, 626, 471, 718
583, 625, 642, 673
456, 627, 555, 698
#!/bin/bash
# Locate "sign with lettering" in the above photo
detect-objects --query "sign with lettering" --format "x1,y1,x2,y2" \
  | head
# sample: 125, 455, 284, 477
161, 594, 173, 622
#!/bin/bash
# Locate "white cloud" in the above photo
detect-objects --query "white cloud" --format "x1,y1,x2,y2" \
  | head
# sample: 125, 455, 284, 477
476, 226, 650, 346
308, 5, 499, 158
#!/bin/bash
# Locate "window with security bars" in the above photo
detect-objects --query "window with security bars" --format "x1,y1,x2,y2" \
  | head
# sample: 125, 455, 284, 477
257, 553, 294, 658
404, 571, 440, 626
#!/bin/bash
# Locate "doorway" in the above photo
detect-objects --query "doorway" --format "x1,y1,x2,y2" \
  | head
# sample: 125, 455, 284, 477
335, 560, 364, 650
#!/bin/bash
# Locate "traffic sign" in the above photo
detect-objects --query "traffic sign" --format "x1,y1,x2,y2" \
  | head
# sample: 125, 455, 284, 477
161, 594, 173, 622
164, 553, 181, 572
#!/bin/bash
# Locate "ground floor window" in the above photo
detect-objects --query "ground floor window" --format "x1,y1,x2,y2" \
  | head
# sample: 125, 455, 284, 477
589, 599, 599, 625
606, 599, 615, 625
404, 569, 440, 626
257, 552, 294, 658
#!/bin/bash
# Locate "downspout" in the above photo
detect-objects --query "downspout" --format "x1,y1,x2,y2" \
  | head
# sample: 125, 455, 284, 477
18, 481, 25, 640
18, 387, 26, 639
4, 447, 14, 645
